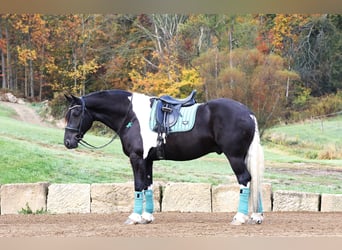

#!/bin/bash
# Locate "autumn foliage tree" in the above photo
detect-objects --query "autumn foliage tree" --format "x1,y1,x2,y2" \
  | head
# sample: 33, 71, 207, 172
127, 14, 203, 97
7, 14, 50, 99
194, 48, 300, 132
0, 14, 341, 129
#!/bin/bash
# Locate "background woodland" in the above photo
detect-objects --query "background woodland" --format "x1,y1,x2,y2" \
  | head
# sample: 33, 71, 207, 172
1, 14, 341, 131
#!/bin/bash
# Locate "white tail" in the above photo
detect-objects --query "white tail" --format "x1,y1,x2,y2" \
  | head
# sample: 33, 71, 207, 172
245, 115, 264, 213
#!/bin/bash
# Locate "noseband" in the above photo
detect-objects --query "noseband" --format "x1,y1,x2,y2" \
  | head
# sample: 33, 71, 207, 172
65, 97, 87, 138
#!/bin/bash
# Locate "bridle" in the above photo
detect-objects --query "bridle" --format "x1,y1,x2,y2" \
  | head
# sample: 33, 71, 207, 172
65, 97, 86, 135
65, 96, 132, 149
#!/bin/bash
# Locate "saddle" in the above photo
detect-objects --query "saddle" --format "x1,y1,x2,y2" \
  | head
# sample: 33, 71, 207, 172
149, 90, 197, 159
158, 90, 197, 107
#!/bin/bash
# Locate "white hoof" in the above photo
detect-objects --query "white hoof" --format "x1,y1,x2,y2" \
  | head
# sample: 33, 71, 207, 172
231, 212, 249, 226
141, 212, 154, 224
124, 213, 142, 225
250, 213, 264, 224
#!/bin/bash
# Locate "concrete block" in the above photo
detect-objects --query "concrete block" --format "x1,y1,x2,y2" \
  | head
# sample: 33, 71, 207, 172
212, 183, 272, 212
162, 182, 211, 212
261, 183, 272, 212
47, 184, 90, 214
0, 182, 49, 215
212, 184, 239, 212
91, 182, 161, 213
321, 194, 342, 212
273, 190, 320, 212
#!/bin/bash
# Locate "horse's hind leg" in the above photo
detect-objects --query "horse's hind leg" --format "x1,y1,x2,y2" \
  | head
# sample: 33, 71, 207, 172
226, 119, 265, 225
227, 155, 252, 225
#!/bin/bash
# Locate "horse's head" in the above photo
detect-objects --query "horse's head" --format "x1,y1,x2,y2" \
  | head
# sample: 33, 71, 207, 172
64, 94, 93, 149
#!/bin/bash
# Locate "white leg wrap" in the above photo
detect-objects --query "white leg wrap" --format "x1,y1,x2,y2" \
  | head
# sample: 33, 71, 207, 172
250, 212, 264, 224
141, 212, 154, 224
231, 212, 249, 226
125, 213, 142, 225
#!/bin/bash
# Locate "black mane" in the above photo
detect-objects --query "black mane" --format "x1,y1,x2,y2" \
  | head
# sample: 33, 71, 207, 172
84, 89, 132, 98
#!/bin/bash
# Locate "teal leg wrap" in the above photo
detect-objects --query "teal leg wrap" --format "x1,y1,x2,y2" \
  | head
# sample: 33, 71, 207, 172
257, 192, 263, 213
144, 189, 154, 214
133, 191, 143, 214
238, 187, 250, 215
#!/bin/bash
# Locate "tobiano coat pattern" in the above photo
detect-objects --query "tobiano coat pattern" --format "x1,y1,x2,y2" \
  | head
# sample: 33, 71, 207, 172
64, 90, 265, 225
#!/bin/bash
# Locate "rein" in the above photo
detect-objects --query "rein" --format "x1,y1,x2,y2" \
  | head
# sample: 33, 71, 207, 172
65, 95, 133, 150
79, 134, 119, 150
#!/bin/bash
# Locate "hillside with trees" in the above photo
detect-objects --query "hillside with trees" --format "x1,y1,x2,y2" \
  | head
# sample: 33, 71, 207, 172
1, 14, 341, 131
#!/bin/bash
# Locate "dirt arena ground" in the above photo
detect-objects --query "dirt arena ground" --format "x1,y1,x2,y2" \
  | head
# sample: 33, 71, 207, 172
0, 212, 342, 237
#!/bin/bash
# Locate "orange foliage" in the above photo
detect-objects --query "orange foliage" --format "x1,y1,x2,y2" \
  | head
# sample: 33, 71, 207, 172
270, 14, 308, 55
130, 59, 203, 97
0, 39, 6, 52
194, 47, 300, 129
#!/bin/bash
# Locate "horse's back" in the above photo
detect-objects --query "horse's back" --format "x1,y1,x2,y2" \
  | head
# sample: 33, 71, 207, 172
207, 98, 254, 126
208, 98, 252, 115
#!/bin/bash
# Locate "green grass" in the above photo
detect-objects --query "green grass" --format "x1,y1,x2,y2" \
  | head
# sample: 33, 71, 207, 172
0, 133, 133, 184
264, 116, 342, 161
0, 102, 341, 194
262, 115, 342, 194
0, 104, 16, 117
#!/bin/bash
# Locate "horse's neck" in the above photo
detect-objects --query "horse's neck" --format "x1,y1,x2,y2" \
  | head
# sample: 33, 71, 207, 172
88, 98, 130, 133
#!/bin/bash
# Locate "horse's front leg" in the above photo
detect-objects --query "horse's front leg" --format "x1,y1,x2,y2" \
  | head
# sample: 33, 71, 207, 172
125, 153, 154, 225
141, 159, 154, 224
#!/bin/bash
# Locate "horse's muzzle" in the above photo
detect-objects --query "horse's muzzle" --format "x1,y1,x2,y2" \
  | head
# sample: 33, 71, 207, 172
64, 138, 78, 149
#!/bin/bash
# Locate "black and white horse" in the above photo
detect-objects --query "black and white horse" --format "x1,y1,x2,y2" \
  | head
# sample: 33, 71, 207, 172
64, 90, 264, 225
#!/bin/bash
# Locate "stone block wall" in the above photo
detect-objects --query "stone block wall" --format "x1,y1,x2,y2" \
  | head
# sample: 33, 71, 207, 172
47, 184, 91, 214
0, 182, 49, 214
211, 183, 272, 212
1, 182, 342, 214
91, 182, 161, 213
321, 194, 342, 212
162, 183, 212, 212
273, 190, 320, 211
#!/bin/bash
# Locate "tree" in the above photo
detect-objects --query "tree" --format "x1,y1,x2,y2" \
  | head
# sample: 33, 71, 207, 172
0, 14, 340, 125
125, 14, 195, 96
3, 14, 51, 99
194, 48, 300, 132
44, 15, 101, 96
0, 19, 6, 89
294, 14, 340, 96
329, 14, 342, 92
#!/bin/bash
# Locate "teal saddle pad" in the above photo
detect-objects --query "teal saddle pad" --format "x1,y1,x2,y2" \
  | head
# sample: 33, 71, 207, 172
149, 102, 200, 133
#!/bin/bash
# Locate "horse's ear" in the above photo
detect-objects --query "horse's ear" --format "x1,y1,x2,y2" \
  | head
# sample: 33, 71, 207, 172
65, 94, 80, 104
64, 94, 73, 103
70, 94, 82, 104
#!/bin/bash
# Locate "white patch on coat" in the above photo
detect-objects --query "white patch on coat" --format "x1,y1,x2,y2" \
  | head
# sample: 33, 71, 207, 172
131, 93, 158, 159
